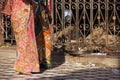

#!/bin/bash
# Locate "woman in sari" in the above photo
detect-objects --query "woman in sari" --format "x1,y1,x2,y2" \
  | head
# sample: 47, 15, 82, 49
33, 0, 52, 68
1, 0, 40, 74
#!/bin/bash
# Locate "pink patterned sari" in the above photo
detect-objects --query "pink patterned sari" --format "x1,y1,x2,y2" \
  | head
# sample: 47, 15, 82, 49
2, 0, 40, 73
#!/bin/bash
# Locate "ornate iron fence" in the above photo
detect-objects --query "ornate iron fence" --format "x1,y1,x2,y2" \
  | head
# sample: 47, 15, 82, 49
0, 0, 15, 44
53, 0, 120, 53
3, 14, 15, 44
1, 0, 120, 53
0, 14, 15, 44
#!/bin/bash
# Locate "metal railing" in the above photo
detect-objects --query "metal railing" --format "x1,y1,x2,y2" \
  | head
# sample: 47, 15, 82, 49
0, 0, 120, 53
0, 14, 15, 44
53, 0, 120, 53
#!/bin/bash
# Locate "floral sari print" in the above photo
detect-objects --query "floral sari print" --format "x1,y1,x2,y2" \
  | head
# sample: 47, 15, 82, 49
34, 0, 52, 67
2, 0, 40, 73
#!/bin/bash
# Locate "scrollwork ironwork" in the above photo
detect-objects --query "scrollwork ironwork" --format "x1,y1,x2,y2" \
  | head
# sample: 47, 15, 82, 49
53, 0, 120, 53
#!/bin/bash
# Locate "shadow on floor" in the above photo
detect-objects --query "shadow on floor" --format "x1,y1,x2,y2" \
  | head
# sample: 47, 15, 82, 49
31, 67, 120, 80
40, 45, 66, 72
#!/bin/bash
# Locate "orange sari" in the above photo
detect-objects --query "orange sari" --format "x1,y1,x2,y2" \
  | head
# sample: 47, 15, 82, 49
34, 0, 52, 67
2, 0, 40, 74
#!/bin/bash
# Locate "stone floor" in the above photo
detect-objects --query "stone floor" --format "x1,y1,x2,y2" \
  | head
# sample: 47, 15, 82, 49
0, 46, 120, 80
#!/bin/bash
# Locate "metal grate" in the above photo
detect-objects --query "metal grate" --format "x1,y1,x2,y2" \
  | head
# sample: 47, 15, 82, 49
3, 15, 15, 44
1, 0, 120, 53
53, 0, 120, 53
